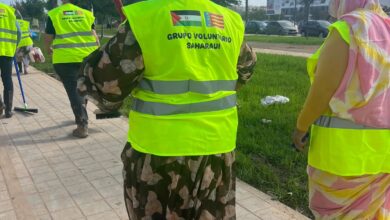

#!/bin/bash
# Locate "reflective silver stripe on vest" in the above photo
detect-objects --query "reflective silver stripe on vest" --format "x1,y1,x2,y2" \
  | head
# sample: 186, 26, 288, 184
0, 38, 17, 44
132, 94, 237, 115
139, 79, 237, 94
315, 116, 379, 129
53, 42, 98, 49
22, 31, 30, 34
21, 36, 30, 39
56, 31, 93, 39
0, 28, 18, 35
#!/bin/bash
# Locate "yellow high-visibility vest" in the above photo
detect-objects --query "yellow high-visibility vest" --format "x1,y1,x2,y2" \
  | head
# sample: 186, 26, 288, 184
48, 3, 97, 64
123, 0, 244, 156
307, 21, 390, 176
17, 19, 33, 48
0, 3, 17, 57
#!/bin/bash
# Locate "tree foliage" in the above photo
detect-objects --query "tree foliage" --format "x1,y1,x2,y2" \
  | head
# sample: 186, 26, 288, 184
13, 0, 46, 20
211, 0, 241, 6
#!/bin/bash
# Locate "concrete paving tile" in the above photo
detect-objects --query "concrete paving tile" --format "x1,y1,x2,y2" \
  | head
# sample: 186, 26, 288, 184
28, 165, 54, 176
254, 207, 292, 220
104, 196, 124, 210
52, 162, 77, 172
90, 177, 118, 189
51, 207, 84, 220
31, 172, 58, 183
113, 175, 123, 184
236, 204, 251, 217
0, 200, 13, 213
59, 174, 88, 187
0, 182, 7, 192
105, 166, 122, 177
24, 158, 49, 168
113, 207, 128, 220
72, 190, 103, 206
83, 170, 111, 182
55, 168, 82, 179
37, 214, 53, 220
66, 182, 94, 196
0, 191, 10, 202
21, 184, 38, 195
99, 159, 121, 170
96, 185, 123, 199
242, 213, 261, 220
86, 210, 120, 220
78, 163, 103, 174
73, 157, 96, 167
44, 196, 76, 212
26, 193, 44, 206
32, 204, 49, 216
79, 200, 111, 216
0, 210, 17, 220
67, 151, 90, 161
238, 196, 271, 213
18, 177, 34, 188
46, 155, 70, 165
40, 188, 70, 203
36, 179, 63, 193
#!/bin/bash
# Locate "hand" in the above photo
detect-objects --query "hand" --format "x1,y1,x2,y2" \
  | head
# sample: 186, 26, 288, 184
292, 128, 309, 152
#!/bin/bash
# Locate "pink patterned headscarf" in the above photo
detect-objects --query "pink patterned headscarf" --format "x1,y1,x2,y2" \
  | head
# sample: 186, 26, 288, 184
327, 0, 390, 128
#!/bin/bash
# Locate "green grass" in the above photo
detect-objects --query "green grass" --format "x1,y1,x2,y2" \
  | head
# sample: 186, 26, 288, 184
245, 35, 324, 45
120, 53, 312, 217
235, 53, 311, 216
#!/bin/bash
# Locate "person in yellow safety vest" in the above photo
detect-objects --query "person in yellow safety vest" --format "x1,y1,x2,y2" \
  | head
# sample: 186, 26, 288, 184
77, 0, 257, 218
0, 3, 21, 118
16, 19, 33, 75
44, 0, 99, 138
293, 0, 390, 218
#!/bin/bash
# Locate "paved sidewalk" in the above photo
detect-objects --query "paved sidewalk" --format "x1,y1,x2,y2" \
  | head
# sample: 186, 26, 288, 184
0, 67, 310, 220
252, 48, 311, 58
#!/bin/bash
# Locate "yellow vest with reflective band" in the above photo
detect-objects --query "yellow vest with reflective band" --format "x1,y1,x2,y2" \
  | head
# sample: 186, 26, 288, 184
48, 3, 97, 64
307, 21, 390, 176
0, 3, 17, 57
17, 19, 33, 48
123, 0, 244, 156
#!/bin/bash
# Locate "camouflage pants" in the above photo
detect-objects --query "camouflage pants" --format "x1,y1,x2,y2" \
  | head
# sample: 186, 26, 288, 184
121, 143, 236, 220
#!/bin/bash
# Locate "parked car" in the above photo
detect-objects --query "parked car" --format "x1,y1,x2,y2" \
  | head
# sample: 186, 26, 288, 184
264, 20, 298, 36
299, 20, 331, 38
245, 20, 268, 34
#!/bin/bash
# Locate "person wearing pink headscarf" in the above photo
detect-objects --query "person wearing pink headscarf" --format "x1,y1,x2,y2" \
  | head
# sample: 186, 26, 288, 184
293, 0, 390, 219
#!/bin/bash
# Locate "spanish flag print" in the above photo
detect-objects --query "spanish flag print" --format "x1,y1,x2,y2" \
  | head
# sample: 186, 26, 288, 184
171, 10, 202, 27
204, 12, 224, 29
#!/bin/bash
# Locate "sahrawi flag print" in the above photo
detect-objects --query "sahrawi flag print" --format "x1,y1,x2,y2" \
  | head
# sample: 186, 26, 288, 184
171, 10, 202, 27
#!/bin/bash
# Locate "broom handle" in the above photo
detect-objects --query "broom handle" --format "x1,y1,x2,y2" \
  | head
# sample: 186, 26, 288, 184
13, 57, 27, 107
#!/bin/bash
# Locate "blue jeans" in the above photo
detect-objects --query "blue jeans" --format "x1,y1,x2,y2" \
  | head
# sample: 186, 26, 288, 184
54, 63, 88, 126
0, 56, 13, 112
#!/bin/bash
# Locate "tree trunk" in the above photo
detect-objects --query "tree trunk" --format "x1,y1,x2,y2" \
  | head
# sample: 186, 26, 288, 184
304, 1, 310, 23
245, 0, 249, 24
100, 14, 106, 39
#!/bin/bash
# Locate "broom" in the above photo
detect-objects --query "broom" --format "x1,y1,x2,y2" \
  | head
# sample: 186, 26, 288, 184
13, 57, 38, 114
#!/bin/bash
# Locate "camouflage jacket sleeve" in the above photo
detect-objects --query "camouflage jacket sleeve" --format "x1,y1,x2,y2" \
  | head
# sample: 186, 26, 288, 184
78, 22, 256, 112
77, 21, 144, 112
237, 42, 257, 85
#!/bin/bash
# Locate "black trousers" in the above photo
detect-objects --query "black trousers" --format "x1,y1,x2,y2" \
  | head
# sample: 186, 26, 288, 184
54, 63, 88, 126
0, 56, 13, 111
